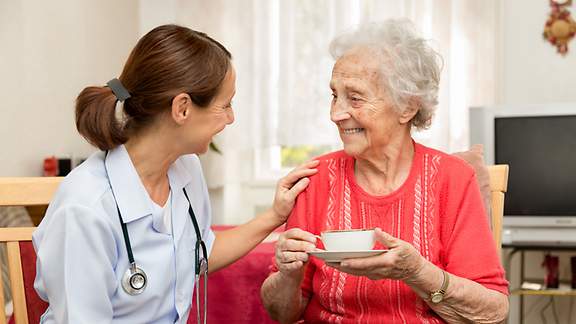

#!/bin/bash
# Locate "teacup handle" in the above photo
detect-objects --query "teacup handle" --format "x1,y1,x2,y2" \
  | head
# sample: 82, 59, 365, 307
314, 235, 326, 250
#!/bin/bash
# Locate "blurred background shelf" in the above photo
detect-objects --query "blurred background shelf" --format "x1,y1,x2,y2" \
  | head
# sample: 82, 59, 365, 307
511, 285, 576, 296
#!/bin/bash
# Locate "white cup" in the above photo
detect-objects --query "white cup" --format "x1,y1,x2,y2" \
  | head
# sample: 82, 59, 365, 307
319, 229, 375, 251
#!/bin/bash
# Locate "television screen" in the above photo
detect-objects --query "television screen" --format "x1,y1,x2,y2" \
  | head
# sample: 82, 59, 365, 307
495, 115, 576, 216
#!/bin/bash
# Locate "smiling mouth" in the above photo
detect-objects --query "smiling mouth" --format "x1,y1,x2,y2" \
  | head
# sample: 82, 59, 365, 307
342, 128, 364, 134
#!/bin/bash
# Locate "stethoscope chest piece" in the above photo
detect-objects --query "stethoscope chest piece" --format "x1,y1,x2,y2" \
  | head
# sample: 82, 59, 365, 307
122, 263, 147, 295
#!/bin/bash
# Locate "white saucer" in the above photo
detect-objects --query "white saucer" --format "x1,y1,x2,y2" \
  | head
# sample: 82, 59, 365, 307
308, 250, 387, 262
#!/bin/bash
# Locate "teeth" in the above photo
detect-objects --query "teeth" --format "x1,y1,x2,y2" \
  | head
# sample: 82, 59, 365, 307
343, 128, 364, 134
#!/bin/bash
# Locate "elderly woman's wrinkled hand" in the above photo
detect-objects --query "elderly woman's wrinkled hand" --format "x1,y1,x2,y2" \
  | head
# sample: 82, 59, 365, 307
329, 228, 425, 281
272, 160, 319, 223
275, 228, 317, 277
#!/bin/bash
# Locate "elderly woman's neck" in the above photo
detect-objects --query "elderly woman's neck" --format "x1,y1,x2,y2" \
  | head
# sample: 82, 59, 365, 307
354, 136, 415, 196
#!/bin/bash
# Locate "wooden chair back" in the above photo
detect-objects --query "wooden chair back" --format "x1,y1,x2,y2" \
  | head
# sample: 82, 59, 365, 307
0, 177, 62, 324
486, 165, 509, 254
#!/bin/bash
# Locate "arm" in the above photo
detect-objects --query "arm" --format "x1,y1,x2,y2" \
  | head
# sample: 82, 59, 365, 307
406, 260, 508, 324
208, 160, 318, 272
334, 229, 508, 324
334, 172, 509, 323
261, 271, 310, 323
33, 205, 117, 323
260, 228, 315, 323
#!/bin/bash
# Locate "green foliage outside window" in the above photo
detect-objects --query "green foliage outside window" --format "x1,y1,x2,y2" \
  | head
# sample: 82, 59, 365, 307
281, 145, 332, 167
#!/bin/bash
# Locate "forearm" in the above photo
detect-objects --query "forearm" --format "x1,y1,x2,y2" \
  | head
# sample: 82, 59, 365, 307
406, 261, 509, 324
261, 271, 306, 323
208, 208, 281, 272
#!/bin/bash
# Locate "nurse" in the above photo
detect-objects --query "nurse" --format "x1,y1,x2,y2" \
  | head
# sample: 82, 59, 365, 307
32, 24, 318, 323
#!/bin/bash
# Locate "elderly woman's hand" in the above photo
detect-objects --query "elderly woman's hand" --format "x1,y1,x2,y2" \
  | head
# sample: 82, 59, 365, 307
275, 228, 317, 277
329, 228, 425, 281
272, 160, 319, 222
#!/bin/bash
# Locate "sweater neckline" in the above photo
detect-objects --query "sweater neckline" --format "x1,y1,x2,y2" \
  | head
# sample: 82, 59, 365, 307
345, 141, 422, 204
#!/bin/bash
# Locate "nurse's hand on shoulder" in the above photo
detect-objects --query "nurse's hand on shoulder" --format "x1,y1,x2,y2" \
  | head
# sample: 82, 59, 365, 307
272, 160, 319, 222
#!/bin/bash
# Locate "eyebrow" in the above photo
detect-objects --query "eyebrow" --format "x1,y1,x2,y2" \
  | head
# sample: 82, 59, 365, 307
330, 82, 366, 94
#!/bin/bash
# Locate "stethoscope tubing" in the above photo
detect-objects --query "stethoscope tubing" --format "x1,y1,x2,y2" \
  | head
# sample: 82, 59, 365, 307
104, 151, 208, 323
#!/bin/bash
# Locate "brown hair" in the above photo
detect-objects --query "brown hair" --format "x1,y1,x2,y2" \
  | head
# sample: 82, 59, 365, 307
75, 24, 232, 150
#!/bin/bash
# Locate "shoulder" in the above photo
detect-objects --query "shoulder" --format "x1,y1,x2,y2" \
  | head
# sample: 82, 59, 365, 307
38, 151, 116, 236
307, 150, 350, 185
293, 150, 351, 199
416, 143, 476, 181
313, 150, 350, 175
52, 151, 111, 209
314, 150, 349, 163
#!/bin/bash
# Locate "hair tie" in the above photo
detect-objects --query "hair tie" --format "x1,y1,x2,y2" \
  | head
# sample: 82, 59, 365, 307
107, 78, 131, 102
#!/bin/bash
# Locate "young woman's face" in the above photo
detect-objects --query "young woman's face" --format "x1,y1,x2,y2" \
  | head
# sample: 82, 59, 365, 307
186, 66, 236, 153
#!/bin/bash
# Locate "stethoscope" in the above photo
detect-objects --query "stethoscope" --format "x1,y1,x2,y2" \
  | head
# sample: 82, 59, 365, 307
104, 152, 208, 324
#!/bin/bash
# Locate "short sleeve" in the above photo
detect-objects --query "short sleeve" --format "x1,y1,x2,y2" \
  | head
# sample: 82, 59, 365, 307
33, 204, 118, 323
441, 173, 509, 295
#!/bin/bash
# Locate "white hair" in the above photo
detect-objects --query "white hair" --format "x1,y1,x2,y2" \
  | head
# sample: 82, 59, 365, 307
329, 18, 443, 130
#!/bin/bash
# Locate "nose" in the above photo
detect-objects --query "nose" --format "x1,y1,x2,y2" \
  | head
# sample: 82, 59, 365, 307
330, 98, 351, 123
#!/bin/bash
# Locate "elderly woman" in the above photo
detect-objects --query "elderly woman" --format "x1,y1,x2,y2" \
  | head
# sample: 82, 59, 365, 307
261, 19, 509, 323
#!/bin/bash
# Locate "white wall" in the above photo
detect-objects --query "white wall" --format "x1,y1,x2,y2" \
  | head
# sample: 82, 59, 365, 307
498, 0, 576, 105
0, 0, 139, 176
497, 2, 576, 323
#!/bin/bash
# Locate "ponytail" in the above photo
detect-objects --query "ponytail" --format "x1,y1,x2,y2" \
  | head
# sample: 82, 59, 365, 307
75, 86, 127, 151
75, 24, 232, 151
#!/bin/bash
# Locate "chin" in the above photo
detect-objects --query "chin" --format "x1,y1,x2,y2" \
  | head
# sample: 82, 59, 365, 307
342, 143, 363, 157
198, 144, 210, 154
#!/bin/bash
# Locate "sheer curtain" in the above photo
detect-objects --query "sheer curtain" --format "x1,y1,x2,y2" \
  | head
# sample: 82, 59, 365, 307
173, 0, 498, 153
271, 0, 499, 152
167, 0, 498, 223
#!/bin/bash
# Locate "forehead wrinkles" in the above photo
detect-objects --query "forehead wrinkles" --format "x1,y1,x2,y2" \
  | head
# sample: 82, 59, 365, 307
331, 51, 384, 90
331, 68, 382, 95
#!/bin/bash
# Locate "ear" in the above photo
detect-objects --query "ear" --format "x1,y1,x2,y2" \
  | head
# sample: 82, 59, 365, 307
171, 93, 193, 125
398, 98, 420, 125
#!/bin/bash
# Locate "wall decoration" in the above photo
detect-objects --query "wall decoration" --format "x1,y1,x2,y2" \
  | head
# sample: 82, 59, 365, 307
543, 0, 576, 55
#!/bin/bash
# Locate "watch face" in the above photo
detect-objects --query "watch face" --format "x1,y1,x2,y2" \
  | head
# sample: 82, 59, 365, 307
431, 292, 443, 303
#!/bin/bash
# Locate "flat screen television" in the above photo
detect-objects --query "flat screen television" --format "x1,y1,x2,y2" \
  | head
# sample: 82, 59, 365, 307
469, 104, 576, 233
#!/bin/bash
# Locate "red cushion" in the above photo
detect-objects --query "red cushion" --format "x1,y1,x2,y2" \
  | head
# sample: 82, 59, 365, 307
19, 241, 49, 324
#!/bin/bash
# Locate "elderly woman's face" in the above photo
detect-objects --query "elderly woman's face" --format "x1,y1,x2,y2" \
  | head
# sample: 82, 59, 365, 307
330, 48, 407, 158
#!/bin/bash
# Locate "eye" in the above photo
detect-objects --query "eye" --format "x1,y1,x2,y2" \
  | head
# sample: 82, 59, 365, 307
331, 93, 337, 101
350, 97, 362, 102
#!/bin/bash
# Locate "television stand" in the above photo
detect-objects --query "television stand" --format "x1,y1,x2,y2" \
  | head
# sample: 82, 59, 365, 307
503, 243, 576, 324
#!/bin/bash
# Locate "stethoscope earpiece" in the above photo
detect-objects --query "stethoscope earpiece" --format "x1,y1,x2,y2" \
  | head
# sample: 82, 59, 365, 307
121, 263, 148, 295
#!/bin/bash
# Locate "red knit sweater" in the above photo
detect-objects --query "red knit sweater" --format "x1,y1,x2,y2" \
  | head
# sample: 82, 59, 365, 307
281, 143, 508, 323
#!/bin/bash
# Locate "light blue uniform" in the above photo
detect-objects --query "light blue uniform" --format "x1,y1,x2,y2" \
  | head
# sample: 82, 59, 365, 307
33, 145, 215, 323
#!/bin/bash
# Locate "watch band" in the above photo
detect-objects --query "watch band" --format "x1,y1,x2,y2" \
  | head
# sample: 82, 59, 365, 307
430, 270, 449, 304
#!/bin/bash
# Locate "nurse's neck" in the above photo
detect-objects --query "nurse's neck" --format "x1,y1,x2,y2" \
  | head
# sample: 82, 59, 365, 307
124, 131, 177, 206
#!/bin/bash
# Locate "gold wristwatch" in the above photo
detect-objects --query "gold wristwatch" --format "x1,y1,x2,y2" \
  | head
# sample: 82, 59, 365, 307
430, 270, 449, 304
